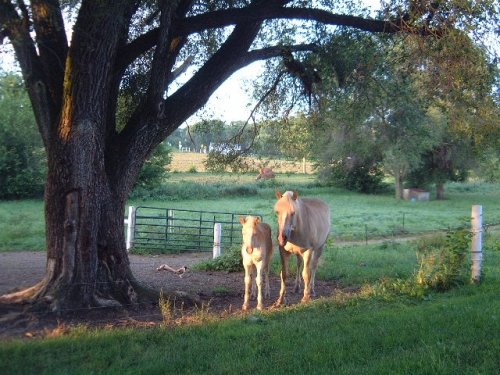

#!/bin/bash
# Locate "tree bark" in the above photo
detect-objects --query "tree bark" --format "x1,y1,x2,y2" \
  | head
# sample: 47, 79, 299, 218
436, 182, 445, 200
395, 173, 404, 200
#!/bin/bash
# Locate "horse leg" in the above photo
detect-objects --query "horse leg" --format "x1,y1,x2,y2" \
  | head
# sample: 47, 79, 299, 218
309, 246, 324, 297
242, 263, 253, 311
250, 264, 257, 300
274, 246, 290, 307
293, 254, 303, 293
301, 249, 313, 303
264, 261, 271, 300
255, 262, 264, 310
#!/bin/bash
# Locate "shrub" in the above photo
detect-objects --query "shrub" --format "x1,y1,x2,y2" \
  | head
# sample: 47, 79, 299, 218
415, 230, 471, 291
135, 144, 172, 190
319, 162, 387, 194
204, 151, 250, 173
193, 246, 243, 272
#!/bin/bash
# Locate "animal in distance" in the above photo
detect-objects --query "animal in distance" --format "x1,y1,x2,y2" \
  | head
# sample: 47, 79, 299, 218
274, 190, 330, 305
255, 167, 275, 180
239, 215, 274, 311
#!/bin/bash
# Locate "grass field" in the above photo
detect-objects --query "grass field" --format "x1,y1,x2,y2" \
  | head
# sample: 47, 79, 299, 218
1, 175, 499, 251
169, 151, 314, 173
1, 176, 499, 374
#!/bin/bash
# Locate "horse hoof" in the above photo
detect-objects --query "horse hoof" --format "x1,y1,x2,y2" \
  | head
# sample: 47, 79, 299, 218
242, 304, 249, 311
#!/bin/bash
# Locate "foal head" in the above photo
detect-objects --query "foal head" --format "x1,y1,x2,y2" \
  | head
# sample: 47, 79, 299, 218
274, 190, 298, 247
240, 215, 261, 254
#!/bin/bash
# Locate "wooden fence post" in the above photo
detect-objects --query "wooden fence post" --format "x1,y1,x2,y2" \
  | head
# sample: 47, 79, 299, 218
213, 223, 222, 259
471, 205, 483, 284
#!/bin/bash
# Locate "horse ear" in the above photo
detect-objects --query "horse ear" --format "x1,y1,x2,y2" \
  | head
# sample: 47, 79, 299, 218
255, 217, 261, 225
239, 216, 246, 225
275, 190, 282, 199
292, 191, 298, 200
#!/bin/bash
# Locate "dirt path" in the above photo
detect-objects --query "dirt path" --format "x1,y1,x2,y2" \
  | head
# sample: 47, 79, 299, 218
0, 251, 339, 339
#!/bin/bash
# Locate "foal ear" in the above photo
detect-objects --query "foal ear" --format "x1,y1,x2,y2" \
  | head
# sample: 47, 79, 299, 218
255, 217, 261, 225
292, 191, 298, 200
275, 190, 282, 199
239, 216, 246, 225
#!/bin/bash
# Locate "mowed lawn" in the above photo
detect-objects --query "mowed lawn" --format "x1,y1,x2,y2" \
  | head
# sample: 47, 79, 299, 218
0, 177, 499, 374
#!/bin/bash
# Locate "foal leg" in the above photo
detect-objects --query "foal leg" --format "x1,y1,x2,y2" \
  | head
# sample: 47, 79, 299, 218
255, 262, 264, 310
263, 262, 271, 300
250, 264, 257, 300
242, 264, 253, 311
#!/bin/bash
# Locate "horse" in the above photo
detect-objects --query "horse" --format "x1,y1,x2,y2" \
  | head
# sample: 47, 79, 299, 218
239, 215, 274, 311
273, 190, 330, 305
255, 167, 275, 180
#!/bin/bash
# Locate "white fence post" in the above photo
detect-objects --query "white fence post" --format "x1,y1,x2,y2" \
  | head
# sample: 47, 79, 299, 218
471, 205, 483, 284
213, 223, 221, 259
167, 209, 174, 234
125, 206, 136, 252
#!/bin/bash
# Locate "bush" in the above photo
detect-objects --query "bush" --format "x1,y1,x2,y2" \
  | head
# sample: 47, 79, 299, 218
415, 230, 471, 291
135, 144, 172, 190
204, 151, 250, 173
320, 162, 387, 194
193, 246, 243, 272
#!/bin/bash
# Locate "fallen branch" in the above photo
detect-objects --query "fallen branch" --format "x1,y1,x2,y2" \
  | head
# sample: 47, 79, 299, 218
156, 264, 189, 278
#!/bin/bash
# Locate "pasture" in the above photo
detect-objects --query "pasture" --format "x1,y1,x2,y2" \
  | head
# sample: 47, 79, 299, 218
1, 175, 499, 251
0, 175, 499, 374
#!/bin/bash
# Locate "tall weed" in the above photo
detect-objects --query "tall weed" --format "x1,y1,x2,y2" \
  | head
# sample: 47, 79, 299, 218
415, 230, 471, 291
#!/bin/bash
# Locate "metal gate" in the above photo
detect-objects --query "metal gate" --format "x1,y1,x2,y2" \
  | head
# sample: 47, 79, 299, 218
126, 206, 262, 253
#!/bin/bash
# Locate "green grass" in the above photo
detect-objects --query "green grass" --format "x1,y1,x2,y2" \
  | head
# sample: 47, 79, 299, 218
0, 199, 45, 250
1, 232, 499, 374
2, 296, 499, 375
1, 176, 499, 251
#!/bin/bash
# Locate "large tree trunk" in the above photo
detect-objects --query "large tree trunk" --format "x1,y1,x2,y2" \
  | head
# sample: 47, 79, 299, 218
1, 121, 154, 311
0, 2, 156, 312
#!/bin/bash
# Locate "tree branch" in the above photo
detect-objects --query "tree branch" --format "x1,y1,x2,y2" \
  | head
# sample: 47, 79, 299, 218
177, 7, 406, 35
31, 0, 68, 108
0, 0, 53, 146
118, 5, 419, 70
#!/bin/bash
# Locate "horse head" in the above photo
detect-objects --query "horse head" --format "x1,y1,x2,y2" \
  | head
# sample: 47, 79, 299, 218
274, 190, 298, 246
240, 215, 261, 254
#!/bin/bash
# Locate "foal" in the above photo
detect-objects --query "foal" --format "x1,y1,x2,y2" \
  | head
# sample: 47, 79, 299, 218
240, 215, 273, 311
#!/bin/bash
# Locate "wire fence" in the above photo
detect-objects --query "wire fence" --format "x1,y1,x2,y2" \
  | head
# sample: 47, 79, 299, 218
329, 207, 500, 244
